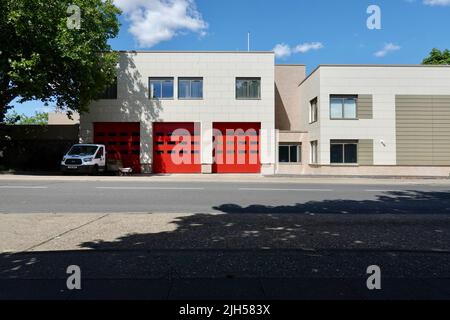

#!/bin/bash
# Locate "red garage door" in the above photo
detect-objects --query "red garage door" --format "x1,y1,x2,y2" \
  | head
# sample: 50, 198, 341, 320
94, 122, 141, 173
213, 123, 261, 173
153, 122, 201, 174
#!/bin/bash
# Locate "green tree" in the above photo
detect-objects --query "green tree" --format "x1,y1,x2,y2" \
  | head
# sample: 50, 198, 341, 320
4, 110, 48, 125
422, 48, 450, 65
0, 0, 121, 122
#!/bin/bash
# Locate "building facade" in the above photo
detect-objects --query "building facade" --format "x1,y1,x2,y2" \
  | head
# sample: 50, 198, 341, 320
80, 51, 276, 174
276, 65, 450, 177
80, 52, 450, 176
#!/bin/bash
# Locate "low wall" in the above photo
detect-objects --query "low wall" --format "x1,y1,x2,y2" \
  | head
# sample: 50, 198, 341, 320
276, 164, 450, 177
0, 125, 79, 171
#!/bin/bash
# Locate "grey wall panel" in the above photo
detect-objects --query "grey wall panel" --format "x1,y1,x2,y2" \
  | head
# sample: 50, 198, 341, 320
396, 95, 450, 166
358, 95, 373, 119
358, 139, 374, 165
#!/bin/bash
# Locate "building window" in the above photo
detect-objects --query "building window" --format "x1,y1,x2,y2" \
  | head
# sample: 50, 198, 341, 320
236, 78, 261, 99
178, 78, 203, 99
330, 140, 358, 164
279, 143, 301, 163
149, 78, 174, 99
330, 95, 357, 119
98, 78, 117, 99
310, 141, 318, 164
310, 98, 318, 123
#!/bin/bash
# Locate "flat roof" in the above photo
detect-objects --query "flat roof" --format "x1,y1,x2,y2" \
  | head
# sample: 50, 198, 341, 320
275, 64, 306, 66
117, 50, 274, 54
299, 64, 450, 86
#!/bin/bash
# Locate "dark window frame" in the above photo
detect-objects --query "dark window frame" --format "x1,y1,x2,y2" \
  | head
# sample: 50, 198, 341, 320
310, 97, 318, 124
278, 143, 301, 164
236, 77, 262, 100
149, 77, 175, 100
98, 77, 118, 100
310, 141, 318, 164
330, 95, 358, 120
330, 140, 359, 165
178, 77, 204, 100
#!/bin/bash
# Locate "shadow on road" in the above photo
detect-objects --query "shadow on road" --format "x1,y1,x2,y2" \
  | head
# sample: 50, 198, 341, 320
214, 190, 450, 215
1, 190, 450, 299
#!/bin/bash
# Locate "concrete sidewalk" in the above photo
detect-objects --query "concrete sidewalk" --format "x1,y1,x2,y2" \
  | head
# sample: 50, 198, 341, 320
2, 212, 450, 253
1, 213, 450, 299
1, 173, 450, 185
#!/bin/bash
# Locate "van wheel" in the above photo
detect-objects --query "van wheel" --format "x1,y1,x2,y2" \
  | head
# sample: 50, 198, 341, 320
91, 165, 99, 176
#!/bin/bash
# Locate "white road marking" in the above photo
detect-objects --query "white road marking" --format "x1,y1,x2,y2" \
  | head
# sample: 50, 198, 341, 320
96, 187, 205, 191
239, 188, 334, 192
365, 190, 402, 193
0, 186, 48, 189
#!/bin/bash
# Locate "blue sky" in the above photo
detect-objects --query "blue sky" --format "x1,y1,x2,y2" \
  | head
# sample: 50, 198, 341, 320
12, 0, 450, 115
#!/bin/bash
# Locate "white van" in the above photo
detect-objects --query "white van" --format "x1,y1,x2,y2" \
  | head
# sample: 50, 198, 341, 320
61, 144, 106, 175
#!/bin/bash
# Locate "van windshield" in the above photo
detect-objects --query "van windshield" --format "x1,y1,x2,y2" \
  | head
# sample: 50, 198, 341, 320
67, 146, 98, 156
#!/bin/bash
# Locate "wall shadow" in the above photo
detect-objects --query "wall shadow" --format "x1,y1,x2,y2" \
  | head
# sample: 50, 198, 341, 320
83, 52, 164, 173
1, 189, 450, 299
213, 190, 450, 215
275, 84, 291, 131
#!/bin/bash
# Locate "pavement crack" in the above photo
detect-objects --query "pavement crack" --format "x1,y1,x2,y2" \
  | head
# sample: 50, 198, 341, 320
22, 214, 110, 253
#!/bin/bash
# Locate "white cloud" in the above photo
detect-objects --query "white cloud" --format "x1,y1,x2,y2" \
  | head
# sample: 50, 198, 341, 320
273, 43, 292, 59
374, 43, 401, 57
114, 0, 208, 48
293, 42, 324, 53
423, 0, 450, 6
273, 42, 324, 59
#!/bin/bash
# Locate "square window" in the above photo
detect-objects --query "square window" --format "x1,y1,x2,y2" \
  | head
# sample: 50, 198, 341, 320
278, 144, 301, 163
179, 78, 203, 99
149, 78, 174, 99
98, 78, 118, 100
236, 78, 261, 99
330, 141, 358, 164
330, 95, 358, 119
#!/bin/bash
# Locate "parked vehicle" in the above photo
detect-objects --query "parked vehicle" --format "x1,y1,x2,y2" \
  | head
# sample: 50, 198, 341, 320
61, 144, 106, 175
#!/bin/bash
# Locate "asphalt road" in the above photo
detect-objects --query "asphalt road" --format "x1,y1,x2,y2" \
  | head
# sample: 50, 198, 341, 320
1, 178, 450, 299
1, 179, 450, 214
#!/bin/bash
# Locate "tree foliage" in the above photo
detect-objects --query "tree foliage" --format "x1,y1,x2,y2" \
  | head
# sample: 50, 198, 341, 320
422, 48, 450, 65
0, 0, 121, 122
4, 110, 48, 125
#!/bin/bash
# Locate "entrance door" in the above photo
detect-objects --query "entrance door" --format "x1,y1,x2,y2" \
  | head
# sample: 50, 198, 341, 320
212, 123, 261, 173
94, 122, 141, 173
153, 122, 201, 174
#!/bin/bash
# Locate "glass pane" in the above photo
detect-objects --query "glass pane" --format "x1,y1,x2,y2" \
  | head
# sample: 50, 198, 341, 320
236, 79, 246, 98
248, 80, 260, 98
279, 146, 290, 163
150, 80, 161, 99
191, 80, 203, 98
161, 80, 173, 98
310, 101, 317, 122
311, 142, 317, 163
330, 98, 343, 119
344, 98, 357, 119
178, 80, 190, 98
290, 145, 298, 162
344, 144, 358, 163
330, 144, 344, 163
